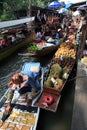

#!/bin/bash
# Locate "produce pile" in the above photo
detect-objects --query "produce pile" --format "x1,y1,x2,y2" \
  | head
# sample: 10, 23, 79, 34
44, 63, 63, 91
0, 106, 38, 130
44, 42, 76, 92
27, 45, 41, 51
27, 41, 47, 51
34, 42, 76, 112
55, 42, 76, 59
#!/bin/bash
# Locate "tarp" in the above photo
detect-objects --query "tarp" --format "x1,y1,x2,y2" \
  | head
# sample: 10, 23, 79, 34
58, 8, 68, 13
0, 17, 35, 29
64, 2, 73, 9
21, 62, 41, 78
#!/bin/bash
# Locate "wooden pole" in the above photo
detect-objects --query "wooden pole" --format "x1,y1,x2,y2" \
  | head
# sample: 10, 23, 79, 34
77, 19, 87, 59
29, 0, 31, 17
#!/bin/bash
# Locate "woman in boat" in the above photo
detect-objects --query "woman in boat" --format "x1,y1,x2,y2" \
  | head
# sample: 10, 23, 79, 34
7, 73, 40, 105
0, 35, 10, 48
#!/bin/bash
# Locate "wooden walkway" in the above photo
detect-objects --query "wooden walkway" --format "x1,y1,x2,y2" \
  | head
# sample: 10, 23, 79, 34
71, 61, 87, 130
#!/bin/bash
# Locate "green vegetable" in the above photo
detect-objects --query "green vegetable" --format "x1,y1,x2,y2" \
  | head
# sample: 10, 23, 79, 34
27, 45, 41, 51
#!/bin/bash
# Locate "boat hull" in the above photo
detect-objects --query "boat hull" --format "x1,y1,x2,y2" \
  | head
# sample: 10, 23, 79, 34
27, 45, 58, 57
0, 33, 35, 61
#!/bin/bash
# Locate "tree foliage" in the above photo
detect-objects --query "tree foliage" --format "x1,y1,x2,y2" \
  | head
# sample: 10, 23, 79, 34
0, 0, 60, 21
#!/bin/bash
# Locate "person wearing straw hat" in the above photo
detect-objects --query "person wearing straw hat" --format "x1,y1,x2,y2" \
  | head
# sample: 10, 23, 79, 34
7, 72, 40, 105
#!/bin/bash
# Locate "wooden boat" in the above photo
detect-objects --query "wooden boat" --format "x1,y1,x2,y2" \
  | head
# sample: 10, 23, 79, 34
33, 42, 76, 112
35, 43, 58, 57
0, 32, 36, 61
0, 16, 36, 61
19, 41, 59, 57
0, 62, 44, 130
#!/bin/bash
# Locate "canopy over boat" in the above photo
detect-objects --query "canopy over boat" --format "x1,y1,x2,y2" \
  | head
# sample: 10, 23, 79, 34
0, 17, 35, 29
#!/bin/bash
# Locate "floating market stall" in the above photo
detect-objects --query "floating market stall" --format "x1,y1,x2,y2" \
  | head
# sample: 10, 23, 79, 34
0, 17, 35, 61
19, 40, 59, 57
0, 32, 36, 61
34, 42, 76, 112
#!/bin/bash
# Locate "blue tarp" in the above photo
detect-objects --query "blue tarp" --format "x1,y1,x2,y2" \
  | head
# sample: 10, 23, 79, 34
64, 2, 73, 9
21, 62, 41, 79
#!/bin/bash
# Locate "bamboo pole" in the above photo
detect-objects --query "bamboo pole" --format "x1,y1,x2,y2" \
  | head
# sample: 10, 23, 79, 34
28, 0, 31, 17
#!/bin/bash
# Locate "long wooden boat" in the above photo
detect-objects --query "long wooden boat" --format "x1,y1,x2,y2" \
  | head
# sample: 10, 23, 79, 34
33, 42, 76, 112
0, 32, 36, 61
0, 62, 44, 130
19, 42, 59, 57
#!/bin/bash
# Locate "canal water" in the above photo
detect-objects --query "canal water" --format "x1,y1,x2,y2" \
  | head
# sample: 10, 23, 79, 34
0, 48, 77, 130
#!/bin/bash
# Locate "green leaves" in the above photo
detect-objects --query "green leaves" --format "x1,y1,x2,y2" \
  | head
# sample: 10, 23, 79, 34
27, 45, 41, 51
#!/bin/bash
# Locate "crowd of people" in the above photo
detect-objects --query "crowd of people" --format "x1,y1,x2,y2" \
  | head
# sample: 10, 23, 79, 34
0, 11, 83, 49
34, 11, 83, 46
0, 24, 29, 49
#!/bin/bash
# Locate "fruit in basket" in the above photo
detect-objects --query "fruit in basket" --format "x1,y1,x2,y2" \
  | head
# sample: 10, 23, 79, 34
53, 72, 61, 79
50, 63, 62, 77
54, 78, 63, 90
54, 42, 76, 59
44, 78, 53, 87
63, 66, 70, 74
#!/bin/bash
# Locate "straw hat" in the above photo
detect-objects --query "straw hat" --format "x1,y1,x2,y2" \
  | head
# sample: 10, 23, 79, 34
12, 73, 23, 84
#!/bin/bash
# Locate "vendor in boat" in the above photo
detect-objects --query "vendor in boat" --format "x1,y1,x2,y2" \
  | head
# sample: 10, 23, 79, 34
35, 27, 43, 41
57, 28, 64, 39
0, 35, 10, 48
7, 73, 40, 105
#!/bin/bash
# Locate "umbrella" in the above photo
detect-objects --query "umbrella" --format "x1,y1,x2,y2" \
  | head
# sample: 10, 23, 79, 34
64, 2, 73, 9
48, 1, 63, 8
58, 8, 68, 13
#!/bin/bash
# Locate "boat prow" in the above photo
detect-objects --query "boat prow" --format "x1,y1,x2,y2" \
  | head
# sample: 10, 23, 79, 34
18, 52, 37, 56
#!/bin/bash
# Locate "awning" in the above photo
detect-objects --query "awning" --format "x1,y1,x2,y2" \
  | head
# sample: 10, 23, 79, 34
0, 17, 35, 29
